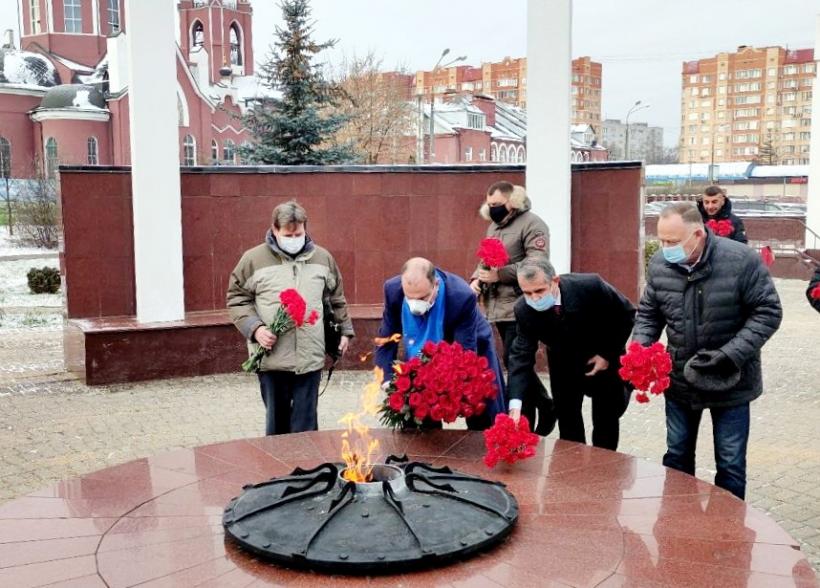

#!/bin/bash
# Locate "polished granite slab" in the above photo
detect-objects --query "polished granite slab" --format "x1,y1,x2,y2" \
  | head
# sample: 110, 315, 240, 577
0, 430, 816, 587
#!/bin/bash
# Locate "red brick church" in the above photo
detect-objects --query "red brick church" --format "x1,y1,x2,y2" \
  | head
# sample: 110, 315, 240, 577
0, 0, 265, 180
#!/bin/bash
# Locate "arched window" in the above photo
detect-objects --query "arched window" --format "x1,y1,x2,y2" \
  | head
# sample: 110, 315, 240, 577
499, 145, 508, 163
519, 147, 526, 163
229, 24, 242, 66
0, 137, 11, 179
211, 139, 219, 164
30, 0, 41, 34
87, 137, 98, 165
223, 139, 236, 164
490, 143, 498, 162
107, 0, 120, 33
191, 20, 204, 49
183, 135, 196, 166
45, 138, 58, 178
64, 0, 82, 33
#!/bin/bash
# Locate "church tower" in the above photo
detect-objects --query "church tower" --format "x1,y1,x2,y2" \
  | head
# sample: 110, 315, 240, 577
18, 0, 124, 67
178, 0, 254, 85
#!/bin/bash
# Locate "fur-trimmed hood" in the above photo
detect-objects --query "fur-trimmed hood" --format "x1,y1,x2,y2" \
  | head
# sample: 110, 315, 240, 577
479, 185, 532, 223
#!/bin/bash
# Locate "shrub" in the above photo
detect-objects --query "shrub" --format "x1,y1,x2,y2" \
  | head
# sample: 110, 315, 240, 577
645, 240, 660, 270
27, 266, 61, 294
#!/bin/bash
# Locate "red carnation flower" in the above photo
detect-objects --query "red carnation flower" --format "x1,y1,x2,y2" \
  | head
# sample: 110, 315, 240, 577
706, 219, 734, 238
618, 342, 672, 404
810, 284, 820, 300
483, 414, 539, 468
476, 238, 509, 269
379, 340, 499, 429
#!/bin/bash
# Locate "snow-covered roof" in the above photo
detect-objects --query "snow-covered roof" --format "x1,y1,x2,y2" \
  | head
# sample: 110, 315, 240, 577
646, 162, 754, 181
0, 48, 60, 88
39, 84, 107, 111
231, 75, 280, 107
750, 164, 809, 178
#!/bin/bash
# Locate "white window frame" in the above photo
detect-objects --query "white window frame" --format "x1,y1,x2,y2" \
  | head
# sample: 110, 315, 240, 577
30, 0, 41, 34
64, 0, 83, 33
87, 137, 98, 165
0, 137, 11, 179
107, 0, 120, 33
223, 139, 236, 164
45, 137, 58, 178
183, 135, 196, 166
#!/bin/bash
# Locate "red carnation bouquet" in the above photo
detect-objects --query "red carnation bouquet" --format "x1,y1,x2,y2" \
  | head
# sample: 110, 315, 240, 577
483, 414, 539, 468
379, 341, 498, 429
476, 237, 509, 269
618, 342, 673, 404
811, 284, 820, 300
476, 237, 509, 296
760, 245, 775, 268
706, 219, 734, 237
241, 288, 319, 373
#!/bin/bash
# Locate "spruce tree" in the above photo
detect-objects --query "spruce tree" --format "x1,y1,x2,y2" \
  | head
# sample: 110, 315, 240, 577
241, 0, 356, 164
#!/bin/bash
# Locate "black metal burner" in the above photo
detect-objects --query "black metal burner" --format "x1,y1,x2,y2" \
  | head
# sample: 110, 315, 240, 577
223, 455, 518, 574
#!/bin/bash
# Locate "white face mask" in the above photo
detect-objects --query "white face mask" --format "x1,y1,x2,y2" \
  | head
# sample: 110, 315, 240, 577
278, 234, 305, 255
405, 298, 432, 316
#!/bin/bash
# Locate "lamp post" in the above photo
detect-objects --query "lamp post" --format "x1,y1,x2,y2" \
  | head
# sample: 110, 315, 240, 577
624, 100, 650, 160
428, 49, 466, 163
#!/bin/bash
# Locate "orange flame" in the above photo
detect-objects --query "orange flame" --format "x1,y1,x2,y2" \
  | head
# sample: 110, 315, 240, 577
374, 333, 402, 346
359, 334, 402, 364
339, 368, 384, 483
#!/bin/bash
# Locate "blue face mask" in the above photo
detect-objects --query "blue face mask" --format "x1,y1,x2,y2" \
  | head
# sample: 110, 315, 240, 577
526, 293, 556, 312
662, 232, 694, 264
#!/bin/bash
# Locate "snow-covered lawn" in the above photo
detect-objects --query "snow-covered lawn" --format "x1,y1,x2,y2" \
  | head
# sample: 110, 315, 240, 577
0, 227, 63, 329
0, 259, 63, 309
0, 225, 58, 258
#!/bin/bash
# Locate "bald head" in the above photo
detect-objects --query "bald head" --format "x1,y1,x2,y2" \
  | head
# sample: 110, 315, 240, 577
401, 258, 436, 300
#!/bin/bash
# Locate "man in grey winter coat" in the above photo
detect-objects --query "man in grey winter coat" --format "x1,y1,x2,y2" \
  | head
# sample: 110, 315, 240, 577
633, 203, 782, 500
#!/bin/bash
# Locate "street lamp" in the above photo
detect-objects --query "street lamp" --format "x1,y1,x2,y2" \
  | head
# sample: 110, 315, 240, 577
624, 100, 650, 160
428, 49, 467, 163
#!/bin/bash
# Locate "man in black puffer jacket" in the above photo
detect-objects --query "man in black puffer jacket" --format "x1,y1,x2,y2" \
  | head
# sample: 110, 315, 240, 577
697, 185, 748, 244
633, 203, 782, 500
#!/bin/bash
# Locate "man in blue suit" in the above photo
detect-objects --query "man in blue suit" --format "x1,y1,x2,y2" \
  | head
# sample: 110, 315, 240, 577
375, 258, 506, 430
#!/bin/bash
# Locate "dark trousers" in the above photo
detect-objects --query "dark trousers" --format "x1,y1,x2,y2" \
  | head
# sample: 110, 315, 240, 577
496, 321, 555, 436
663, 398, 750, 500
257, 370, 322, 435
551, 368, 629, 451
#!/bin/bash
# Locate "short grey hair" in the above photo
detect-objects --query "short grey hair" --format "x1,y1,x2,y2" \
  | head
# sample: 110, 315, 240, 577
272, 200, 308, 229
659, 202, 703, 226
517, 256, 556, 282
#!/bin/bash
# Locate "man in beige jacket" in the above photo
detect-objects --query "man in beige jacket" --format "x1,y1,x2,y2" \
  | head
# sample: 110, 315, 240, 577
470, 181, 555, 435
227, 201, 354, 435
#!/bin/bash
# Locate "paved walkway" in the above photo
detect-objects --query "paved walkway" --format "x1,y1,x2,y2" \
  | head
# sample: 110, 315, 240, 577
1, 278, 819, 570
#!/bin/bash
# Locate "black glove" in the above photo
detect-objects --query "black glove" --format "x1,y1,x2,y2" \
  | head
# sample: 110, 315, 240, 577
683, 349, 741, 392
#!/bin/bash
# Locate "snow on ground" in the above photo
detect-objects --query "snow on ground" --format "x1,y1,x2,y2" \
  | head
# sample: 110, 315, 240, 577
0, 226, 58, 258
0, 259, 63, 309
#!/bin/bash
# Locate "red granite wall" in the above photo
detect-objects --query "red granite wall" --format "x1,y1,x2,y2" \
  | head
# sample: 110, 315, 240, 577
644, 215, 806, 244
60, 164, 643, 321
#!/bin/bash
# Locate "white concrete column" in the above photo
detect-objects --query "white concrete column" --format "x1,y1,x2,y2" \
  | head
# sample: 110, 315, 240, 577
125, 0, 185, 322
526, 0, 572, 272
807, 13, 820, 247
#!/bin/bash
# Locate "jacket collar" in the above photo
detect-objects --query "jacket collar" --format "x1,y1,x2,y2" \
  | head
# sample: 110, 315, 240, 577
667, 231, 716, 280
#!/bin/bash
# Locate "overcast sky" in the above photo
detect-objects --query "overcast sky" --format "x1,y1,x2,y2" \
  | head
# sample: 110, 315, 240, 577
2, 0, 819, 146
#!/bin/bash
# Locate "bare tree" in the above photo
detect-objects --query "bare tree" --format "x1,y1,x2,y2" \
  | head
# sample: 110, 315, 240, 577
332, 52, 415, 164
15, 160, 59, 249
0, 138, 12, 236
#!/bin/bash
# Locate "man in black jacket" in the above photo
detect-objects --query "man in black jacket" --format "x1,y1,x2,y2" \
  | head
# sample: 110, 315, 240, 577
634, 203, 782, 500
507, 257, 636, 450
697, 185, 748, 244
808, 266, 820, 314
